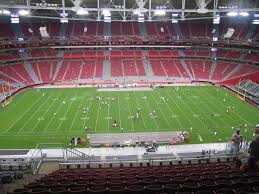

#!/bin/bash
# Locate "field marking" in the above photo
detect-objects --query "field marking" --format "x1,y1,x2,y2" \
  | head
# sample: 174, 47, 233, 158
16, 96, 51, 134
31, 95, 61, 133
117, 96, 122, 131
164, 90, 192, 128
170, 90, 209, 129
180, 90, 220, 128
42, 96, 68, 132
194, 90, 234, 127
94, 95, 102, 133
67, 95, 86, 134
133, 92, 147, 130
3, 95, 44, 134
149, 93, 171, 129
197, 133, 203, 142
81, 97, 93, 135
203, 88, 252, 126
56, 97, 75, 133
126, 93, 135, 132
107, 92, 110, 133
143, 95, 159, 131
152, 92, 183, 129
0, 91, 30, 118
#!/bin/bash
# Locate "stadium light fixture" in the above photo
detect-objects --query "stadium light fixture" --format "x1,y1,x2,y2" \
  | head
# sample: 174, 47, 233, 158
252, 19, 259, 24
102, 9, 111, 16
227, 12, 238, 17
154, 10, 165, 16
171, 19, 178, 23
3, 9, 11, 15
254, 14, 259, 18
138, 13, 144, 23
76, 9, 89, 15
133, 10, 140, 15
18, 10, 29, 16
60, 18, 68, 23
213, 15, 220, 24
11, 14, 19, 23
239, 12, 249, 17
172, 13, 178, 17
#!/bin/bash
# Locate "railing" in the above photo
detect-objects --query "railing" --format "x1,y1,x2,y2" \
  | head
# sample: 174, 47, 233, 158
30, 143, 64, 174
64, 147, 97, 163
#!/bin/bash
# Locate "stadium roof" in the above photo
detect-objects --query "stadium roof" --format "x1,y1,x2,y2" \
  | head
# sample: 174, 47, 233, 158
0, 0, 258, 22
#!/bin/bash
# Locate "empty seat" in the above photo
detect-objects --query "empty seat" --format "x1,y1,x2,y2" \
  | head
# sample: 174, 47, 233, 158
107, 185, 125, 193
87, 186, 107, 194
11, 188, 29, 194
69, 186, 86, 194
126, 185, 145, 194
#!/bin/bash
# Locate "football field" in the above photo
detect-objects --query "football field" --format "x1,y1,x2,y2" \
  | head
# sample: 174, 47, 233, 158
0, 86, 258, 148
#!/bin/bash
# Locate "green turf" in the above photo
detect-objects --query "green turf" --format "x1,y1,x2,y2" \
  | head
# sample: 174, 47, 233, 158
0, 86, 258, 148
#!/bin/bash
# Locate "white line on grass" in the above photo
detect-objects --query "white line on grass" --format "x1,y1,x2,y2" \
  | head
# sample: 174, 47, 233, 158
169, 90, 209, 129
197, 133, 203, 142
143, 95, 159, 131
133, 92, 147, 130
180, 90, 220, 128
107, 92, 110, 133
82, 96, 93, 132
42, 96, 68, 132
3, 95, 44, 134
56, 98, 75, 133
155, 92, 183, 129
0, 90, 30, 118
67, 95, 86, 134
94, 95, 101, 133
164, 90, 192, 128
195, 89, 233, 127
16, 96, 51, 134
31, 95, 60, 133
126, 93, 135, 132
150, 92, 175, 129
117, 95, 122, 131
203, 88, 253, 126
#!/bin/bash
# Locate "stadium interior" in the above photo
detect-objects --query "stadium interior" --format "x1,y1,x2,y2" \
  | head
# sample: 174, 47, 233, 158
0, 0, 259, 193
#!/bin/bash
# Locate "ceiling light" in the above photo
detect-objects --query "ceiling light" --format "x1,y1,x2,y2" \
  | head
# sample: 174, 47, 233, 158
60, 18, 68, 23
172, 13, 178, 17
102, 9, 111, 16
227, 12, 238, 17
60, 12, 68, 18
3, 9, 11, 15
138, 13, 144, 23
76, 9, 88, 15
18, 10, 29, 16
254, 14, 259, 17
171, 19, 178, 23
154, 10, 165, 16
133, 10, 140, 15
239, 12, 249, 17
252, 19, 259, 24
213, 15, 220, 24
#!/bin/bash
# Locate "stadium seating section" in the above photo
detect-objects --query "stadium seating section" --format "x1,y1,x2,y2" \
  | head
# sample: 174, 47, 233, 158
9, 162, 259, 194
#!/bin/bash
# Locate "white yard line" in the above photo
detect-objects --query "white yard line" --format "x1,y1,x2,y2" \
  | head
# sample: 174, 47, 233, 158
194, 90, 233, 127
180, 91, 219, 128
3, 95, 44, 134
94, 96, 101, 133
31, 95, 60, 132
150, 92, 176, 129
82, 97, 93, 132
143, 95, 159, 131
126, 93, 135, 132
155, 93, 183, 129
169, 90, 209, 129
16, 96, 51, 134
117, 96, 122, 130
0, 91, 30, 118
67, 96, 86, 134
164, 90, 191, 128
56, 98, 75, 133
197, 133, 203, 142
42, 96, 68, 132
133, 92, 147, 130
107, 92, 110, 133
204, 88, 253, 126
